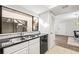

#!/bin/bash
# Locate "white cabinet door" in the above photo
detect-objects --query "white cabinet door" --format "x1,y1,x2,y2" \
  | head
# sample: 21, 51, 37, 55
3, 38, 40, 54
29, 38, 40, 54
29, 38, 40, 45
13, 47, 28, 54
29, 42, 40, 54
4, 42, 28, 54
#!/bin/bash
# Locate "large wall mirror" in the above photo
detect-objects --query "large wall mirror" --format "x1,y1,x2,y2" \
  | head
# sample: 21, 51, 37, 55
2, 17, 27, 34
14, 19, 27, 32
2, 17, 14, 33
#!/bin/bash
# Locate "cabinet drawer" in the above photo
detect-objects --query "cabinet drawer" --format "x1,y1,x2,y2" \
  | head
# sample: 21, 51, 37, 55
29, 38, 40, 45
4, 42, 28, 54
12, 47, 28, 54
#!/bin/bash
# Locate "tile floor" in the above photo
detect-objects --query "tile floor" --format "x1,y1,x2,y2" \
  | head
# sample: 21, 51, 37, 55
46, 46, 79, 54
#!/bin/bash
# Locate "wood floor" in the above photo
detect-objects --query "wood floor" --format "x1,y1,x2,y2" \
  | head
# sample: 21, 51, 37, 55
55, 35, 79, 52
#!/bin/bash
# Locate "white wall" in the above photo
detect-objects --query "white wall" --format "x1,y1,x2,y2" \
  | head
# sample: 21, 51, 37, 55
55, 22, 66, 35
65, 18, 79, 36
55, 13, 79, 36
39, 11, 55, 49
39, 11, 50, 34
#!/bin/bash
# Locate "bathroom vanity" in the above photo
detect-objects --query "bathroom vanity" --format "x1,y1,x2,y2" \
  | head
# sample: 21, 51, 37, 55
0, 32, 48, 54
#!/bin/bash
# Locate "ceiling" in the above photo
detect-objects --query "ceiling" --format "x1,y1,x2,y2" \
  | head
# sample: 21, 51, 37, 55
51, 5, 79, 16
6, 5, 79, 16
20, 5, 57, 14
6, 5, 58, 15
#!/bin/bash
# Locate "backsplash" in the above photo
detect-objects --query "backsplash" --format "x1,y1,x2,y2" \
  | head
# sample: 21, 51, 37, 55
0, 31, 40, 40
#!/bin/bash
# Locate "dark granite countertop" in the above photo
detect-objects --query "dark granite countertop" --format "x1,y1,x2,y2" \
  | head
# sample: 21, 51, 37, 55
0, 33, 48, 49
